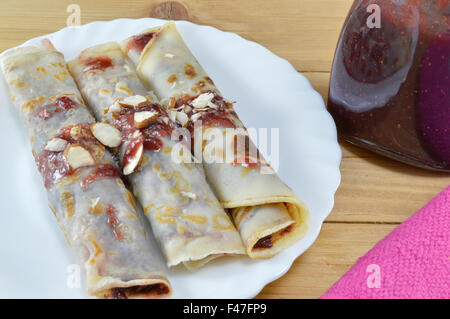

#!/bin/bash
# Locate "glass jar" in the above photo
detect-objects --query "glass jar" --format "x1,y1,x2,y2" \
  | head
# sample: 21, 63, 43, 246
328, 0, 449, 171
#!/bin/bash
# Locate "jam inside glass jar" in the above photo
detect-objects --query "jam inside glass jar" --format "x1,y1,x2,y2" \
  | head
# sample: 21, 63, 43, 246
328, 0, 449, 171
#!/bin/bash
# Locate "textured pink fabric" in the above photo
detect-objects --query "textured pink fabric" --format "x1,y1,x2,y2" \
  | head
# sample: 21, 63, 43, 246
322, 186, 450, 299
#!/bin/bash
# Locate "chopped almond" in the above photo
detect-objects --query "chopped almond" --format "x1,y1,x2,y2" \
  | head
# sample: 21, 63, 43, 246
134, 111, 158, 129
123, 141, 143, 175
176, 112, 189, 126
192, 92, 214, 109
181, 191, 198, 200
191, 112, 202, 122
118, 95, 148, 108
90, 122, 122, 148
65, 145, 95, 169
70, 126, 82, 140
45, 137, 68, 152
108, 100, 122, 114
168, 110, 177, 123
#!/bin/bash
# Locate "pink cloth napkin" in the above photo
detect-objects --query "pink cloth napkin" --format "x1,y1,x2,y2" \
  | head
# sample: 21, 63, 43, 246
322, 186, 450, 299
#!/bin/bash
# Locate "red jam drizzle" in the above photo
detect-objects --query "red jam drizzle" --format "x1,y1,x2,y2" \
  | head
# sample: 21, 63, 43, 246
232, 156, 261, 170
171, 92, 237, 131
36, 124, 101, 189
125, 32, 155, 54
123, 134, 144, 169
143, 135, 163, 151
57, 124, 99, 154
170, 91, 257, 168
195, 110, 236, 130
83, 56, 113, 72
112, 103, 172, 153
36, 96, 79, 120
80, 164, 119, 189
36, 150, 73, 189
106, 204, 123, 241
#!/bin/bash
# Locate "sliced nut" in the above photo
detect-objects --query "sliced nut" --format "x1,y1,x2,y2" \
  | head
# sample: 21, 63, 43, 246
119, 95, 147, 108
134, 111, 158, 129
123, 141, 143, 175
90, 122, 122, 148
176, 111, 189, 126
108, 100, 122, 114
168, 110, 177, 123
207, 101, 218, 109
180, 191, 198, 200
65, 145, 95, 169
70, 126, 82, 140
184, 105, 192, 113
190, 112, 202, 122
45, 137, 68, 152
162, 117, 169, 125
191, 92, 215, 109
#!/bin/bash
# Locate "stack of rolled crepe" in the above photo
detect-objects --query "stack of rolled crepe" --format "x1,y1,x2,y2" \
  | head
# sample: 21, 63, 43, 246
121, 22, 309, 258
68, 41, 245, 270
0, 40, 171, 298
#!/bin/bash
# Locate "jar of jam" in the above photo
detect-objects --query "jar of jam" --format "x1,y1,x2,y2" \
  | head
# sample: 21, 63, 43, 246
328, 0, 449, 171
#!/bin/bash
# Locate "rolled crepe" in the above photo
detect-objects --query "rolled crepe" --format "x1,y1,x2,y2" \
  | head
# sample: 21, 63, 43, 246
68, 42, 245, 269
121, 22, 309, 258
0, 41, 171, 298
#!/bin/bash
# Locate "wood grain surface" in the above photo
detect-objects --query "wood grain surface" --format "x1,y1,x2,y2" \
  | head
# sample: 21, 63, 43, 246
1, 0, 448, 298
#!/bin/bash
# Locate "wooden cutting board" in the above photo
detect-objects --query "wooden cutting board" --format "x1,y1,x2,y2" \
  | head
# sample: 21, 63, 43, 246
0, 0, 448, 298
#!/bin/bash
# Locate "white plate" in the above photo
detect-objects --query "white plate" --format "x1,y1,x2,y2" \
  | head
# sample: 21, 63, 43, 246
0, 18, 341, 298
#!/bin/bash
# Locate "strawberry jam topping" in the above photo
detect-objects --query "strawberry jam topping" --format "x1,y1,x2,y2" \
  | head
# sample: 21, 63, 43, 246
83, 56, 113, 72
112, 103, 172, 152
36, 96, 80, 120
36, 124, 105, 189
125, 32, 156, 54
80, 164, 119, 189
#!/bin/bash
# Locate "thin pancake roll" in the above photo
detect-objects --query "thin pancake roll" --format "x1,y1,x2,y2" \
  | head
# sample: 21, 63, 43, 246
121, 22, 309, 258
0, 41, 171, 298
68, 42, 245, 269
